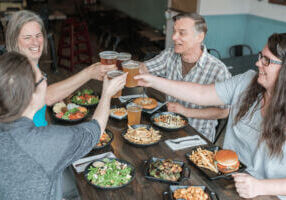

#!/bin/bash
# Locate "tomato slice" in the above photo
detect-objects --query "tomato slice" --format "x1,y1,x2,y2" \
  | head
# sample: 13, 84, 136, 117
56, 112, 64, 118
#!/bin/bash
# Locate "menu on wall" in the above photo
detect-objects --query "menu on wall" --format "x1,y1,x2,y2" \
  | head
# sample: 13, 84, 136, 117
170, 0, 198, 12
269, 0, 286, 5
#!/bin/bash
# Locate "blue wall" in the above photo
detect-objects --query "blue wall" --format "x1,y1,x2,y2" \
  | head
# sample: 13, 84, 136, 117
204, 14, 286, 58
245, 15, 286, 54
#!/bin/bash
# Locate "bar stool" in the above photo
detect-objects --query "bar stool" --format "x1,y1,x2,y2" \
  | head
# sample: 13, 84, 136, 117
57, 18, 92, 71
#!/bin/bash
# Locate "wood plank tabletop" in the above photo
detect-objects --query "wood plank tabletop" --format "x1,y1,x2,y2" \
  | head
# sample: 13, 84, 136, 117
48, 85, 279, 200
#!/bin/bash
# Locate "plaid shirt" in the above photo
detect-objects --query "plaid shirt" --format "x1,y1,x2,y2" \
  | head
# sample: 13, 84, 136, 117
144, 46, 232, 142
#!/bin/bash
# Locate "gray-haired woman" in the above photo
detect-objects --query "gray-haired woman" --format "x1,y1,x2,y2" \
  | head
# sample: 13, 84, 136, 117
6, 10, 117, 127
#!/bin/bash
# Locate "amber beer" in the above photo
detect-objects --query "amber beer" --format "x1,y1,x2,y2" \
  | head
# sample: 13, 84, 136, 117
127, 103, 142, 125
116, 52, 131, 70
99, 51, 118, 65
122, 60, 140, 88
107, 70, 124, 98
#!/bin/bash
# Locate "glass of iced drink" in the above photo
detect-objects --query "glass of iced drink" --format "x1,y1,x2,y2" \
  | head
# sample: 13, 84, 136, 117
122, 60, 140, 88
126, 103, 142, 125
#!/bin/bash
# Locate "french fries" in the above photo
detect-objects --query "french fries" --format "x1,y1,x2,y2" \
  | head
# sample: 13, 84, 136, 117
173, 186, 209, 200
189, 147, 218, 173
124, 126, 161, 144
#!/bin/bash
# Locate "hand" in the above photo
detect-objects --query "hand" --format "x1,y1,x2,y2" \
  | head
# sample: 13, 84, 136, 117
88, 62, 117, 81
139, 63, 149, 74
232, 173, 262, 198
102, 73, 127, 98
167, 102, 186, 116
134, 74, 156, 87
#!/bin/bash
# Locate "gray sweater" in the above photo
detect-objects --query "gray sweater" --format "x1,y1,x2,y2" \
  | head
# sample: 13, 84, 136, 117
0, 117, 100, 200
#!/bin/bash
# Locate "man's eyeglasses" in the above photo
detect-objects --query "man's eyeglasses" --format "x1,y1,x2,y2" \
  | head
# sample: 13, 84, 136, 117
35, 72, 47, 87
258, 52, 282, 66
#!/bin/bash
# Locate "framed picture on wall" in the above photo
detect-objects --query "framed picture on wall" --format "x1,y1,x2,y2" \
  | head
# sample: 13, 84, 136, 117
269, 0, 286, 5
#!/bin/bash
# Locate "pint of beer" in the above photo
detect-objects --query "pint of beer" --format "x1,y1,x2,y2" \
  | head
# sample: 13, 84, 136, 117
117, 52, 131, 70
107, 70, 124, 98
99, 51, 118, 65
126, 103, 142, 125
122, 60, 140, 88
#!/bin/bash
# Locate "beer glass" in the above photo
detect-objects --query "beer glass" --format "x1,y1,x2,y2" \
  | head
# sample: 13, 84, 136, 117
116, 52, 131, 70
122, 60, 140, 88
126, 103, 142, 125
99, 51, 118, 65
107, 70, 124, 98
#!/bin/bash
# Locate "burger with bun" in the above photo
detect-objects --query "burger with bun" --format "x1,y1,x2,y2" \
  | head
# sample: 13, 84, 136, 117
214, 149, 240, 173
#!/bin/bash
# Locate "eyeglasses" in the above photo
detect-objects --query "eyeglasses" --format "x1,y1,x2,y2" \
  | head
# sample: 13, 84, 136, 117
258, 52, 282, 66
35, 72, 47, 87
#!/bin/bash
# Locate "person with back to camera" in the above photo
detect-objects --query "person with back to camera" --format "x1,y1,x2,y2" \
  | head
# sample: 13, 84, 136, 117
0, 52, 127, 200
135, 33, 286, 199
5, 10, 117, 127
140, 12, 231, 142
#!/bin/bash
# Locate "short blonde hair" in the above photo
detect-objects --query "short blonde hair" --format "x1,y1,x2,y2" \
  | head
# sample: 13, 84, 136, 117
5, 10, 47, 55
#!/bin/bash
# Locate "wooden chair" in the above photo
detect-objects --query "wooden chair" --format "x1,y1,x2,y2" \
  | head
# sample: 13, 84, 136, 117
57, 18, 92, 71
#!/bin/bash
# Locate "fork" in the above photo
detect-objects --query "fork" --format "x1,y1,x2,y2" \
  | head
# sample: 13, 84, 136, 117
169, 138, 200, 144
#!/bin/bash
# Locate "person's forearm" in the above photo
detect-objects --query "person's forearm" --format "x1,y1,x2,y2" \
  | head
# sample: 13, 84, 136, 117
259, 178, 286, 196
92, 94, 111, 136
182, 107, 229, 119
46, 67, 92, 105
151, 77, 224, 106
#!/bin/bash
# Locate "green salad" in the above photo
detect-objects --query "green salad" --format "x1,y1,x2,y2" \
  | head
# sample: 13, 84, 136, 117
71, 89, 99, 105
80, 89, 94, 95
87, 158, 133, 187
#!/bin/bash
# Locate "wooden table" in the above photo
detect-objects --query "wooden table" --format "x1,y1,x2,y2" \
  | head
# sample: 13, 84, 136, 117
49, 85, 279, 200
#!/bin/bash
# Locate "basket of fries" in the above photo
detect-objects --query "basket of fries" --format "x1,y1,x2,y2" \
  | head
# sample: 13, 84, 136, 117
185, 146, 246, 180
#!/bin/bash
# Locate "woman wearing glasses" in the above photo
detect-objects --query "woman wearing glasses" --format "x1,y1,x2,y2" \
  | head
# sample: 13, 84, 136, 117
135, 33, 286, 199
5, 10, 117, 127
0, 52, 126, 200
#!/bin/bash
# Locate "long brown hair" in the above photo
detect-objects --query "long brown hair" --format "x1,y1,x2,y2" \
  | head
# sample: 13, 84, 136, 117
235, 33, 286, 158
0, 52, 35, 122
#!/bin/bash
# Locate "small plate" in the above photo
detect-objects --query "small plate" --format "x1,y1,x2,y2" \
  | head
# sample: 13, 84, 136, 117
84, 158, 136, 190
150, 112, 188, 131
185, 146, 247, 180
144, 157, 190, 185
109, 106, 127, 120
122, 124, 162, 147
93, 129, 114, 150
163, 185, 219, 200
